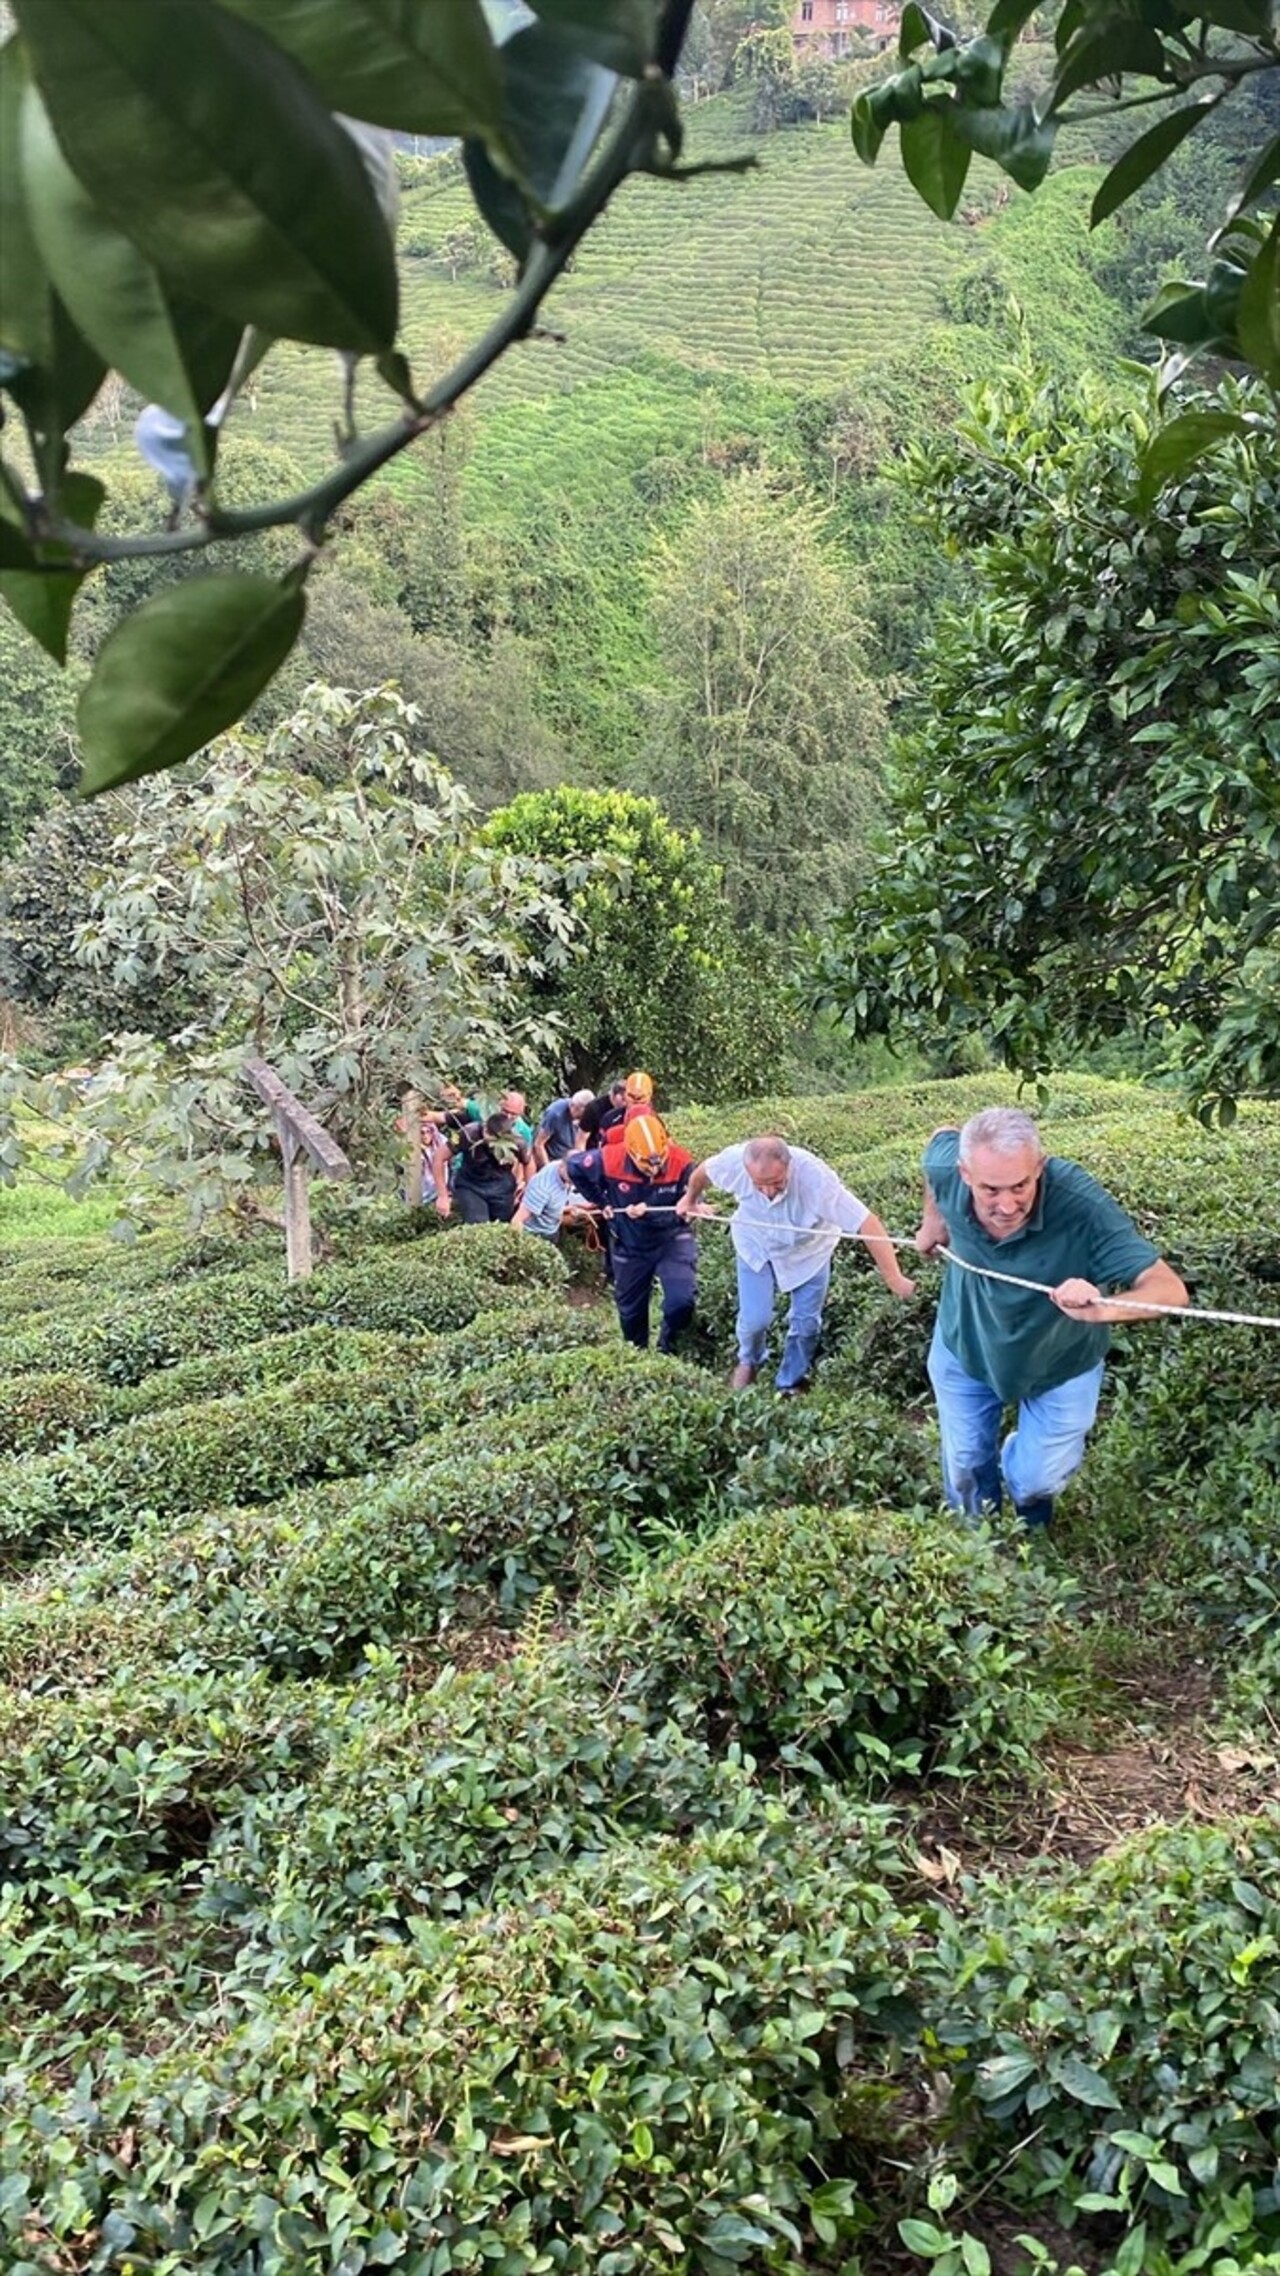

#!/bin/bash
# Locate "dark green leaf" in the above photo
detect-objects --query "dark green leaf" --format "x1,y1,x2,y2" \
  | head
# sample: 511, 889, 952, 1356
1052, 24, 1169, 110
975, 2049, 1037, 2099
0, 36, 50, 366
851, 89, 888, 166
1050, 2051, 1121, 2108
376, 349, 421, 409
1091, 101, 1212, 226
526, 0, 661, 77
463, 138, 535, 262
1144, 266, 1240, 350
4, 291, 105, 467
899, 3, 958, 58
985, 0, 1038, 45
1237, 215, 1280, 385
0, 519, 38, 572
1136, 409, 1249, 512
497, 21, 615, 210
949, 100, 1057, 191
77, 572, 307, 793
900, 105, 971, 219
218, 0, 507, 141
20, 85, 239, 472
14, 0, 397, 353
952, 35, 1006, 104
0, 468, 104, 662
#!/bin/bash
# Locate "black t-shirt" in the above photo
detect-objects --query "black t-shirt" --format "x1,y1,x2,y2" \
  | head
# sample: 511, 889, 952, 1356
451, 1117, 529, 1190
578, 1094, 625, 1146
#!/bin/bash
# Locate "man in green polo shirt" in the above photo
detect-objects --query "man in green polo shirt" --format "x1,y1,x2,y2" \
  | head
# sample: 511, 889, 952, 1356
917, 1106, 1188, 1529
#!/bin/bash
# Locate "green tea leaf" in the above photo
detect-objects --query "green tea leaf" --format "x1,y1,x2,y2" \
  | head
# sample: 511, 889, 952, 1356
0, 35, 50, 366
14, 0, 397, 352
1136, 408, 1249, 512
948, 100, 1056, 191
900, 105, 970, 219
77, 571, 307, 792
1091, 101, 1213, 227
1237, 215, 1280, 385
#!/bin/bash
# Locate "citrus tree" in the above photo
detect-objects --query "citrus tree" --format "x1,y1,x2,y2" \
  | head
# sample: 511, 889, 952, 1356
850, 0, 1279, 386
813, 370, 1280, 1116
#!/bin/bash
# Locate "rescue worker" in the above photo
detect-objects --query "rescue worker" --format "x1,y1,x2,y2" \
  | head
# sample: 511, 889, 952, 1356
567, 1111, 697, 1352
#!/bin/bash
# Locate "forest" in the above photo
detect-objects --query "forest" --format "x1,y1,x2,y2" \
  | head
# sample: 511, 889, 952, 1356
0, 1, 1278, 2272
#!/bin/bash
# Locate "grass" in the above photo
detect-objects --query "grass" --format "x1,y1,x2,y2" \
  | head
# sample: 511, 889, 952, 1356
0, 1180, 124, 1243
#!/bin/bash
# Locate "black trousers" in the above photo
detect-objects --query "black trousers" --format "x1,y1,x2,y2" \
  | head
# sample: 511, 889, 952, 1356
453, 1180, 517, 1224
612, 1233, 697, 1352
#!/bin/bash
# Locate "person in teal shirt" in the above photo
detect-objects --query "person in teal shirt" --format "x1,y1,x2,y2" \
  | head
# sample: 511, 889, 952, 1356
916, 1106, 1188, 1529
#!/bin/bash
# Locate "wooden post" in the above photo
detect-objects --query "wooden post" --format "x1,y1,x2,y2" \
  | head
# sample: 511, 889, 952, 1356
242, 1058, 352, 1281
403, 1089, 424, 1209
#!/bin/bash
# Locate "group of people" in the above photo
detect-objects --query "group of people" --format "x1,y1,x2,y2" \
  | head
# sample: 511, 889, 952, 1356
413, 1078, 1189, 1531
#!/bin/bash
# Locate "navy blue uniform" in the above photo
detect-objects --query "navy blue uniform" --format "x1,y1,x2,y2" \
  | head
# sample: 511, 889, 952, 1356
567, 1138, 697, 1351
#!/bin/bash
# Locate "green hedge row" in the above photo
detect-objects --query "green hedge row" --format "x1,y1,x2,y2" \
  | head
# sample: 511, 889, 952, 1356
1, 1799, 915, 2276
0, 1363, 935, 1689
210, 1657, 768, 1965
582, 1504, 1071, 1788
7, 1803, 1275, 2273
3, 1223, 566, 1382
0, 1364, 444, 1566
921, 1816, 1280, 2241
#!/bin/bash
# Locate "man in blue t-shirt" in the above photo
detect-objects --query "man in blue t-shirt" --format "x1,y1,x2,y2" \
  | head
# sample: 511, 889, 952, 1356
917, 1105, 1188, 1529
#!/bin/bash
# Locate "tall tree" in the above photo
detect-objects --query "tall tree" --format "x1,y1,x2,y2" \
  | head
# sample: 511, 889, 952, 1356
483, 784, 786, 1097
813, 371, 1280, 1114
646, 469, 887, 936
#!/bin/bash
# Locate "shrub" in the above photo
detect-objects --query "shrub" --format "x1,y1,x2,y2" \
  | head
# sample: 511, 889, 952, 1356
583, 1505, 1072, 1787
0, 1669, 328, 1894
3, 1224, 566, 1382
921, 1817, 1280, 2243
0, 1365, 444, 1565
209, 1655, 765, 1962
2, 1804, 915, 2274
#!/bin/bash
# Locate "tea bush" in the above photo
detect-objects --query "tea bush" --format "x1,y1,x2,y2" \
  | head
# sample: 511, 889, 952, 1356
0, 1669, 327, 1895
3, 1224, 566, 1382
2, 1804, 916, 2276
0, 1365, 444, 1565
583, 1506, 1072, 1786
208, 1657, 768, 1964
921, 1817, 1280, 2242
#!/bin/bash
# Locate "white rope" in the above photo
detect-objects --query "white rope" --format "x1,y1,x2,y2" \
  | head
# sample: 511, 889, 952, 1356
933, 1244, 1280, 1331
581, 1202, 1280, 1331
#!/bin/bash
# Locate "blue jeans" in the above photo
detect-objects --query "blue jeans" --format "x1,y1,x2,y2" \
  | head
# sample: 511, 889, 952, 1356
737, 1256, 830, 1390
927, 1321, 1104, 1524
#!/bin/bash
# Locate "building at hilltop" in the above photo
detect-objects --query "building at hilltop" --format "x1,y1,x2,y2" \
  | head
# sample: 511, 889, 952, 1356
790, 0, 899, 55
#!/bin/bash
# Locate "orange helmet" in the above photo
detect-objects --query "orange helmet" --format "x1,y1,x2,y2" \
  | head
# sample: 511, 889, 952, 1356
624, 1070, 654, 1106
623, 1113, 669, 1175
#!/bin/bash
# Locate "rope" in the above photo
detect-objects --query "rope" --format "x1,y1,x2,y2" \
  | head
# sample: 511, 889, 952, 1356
574, 1201, 1280, 1331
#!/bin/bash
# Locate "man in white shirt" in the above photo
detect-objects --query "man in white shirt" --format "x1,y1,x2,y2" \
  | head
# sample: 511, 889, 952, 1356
676, 1135, 915, 1392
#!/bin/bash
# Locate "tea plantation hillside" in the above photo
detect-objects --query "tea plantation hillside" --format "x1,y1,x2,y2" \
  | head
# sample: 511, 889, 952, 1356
234, 90, 1126, 499
2, 1076, 1278, 2275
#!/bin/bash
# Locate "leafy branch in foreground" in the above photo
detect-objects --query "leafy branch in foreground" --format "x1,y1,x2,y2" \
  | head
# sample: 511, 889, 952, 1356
851, 0, 1280, 382
0, 0, 714, 788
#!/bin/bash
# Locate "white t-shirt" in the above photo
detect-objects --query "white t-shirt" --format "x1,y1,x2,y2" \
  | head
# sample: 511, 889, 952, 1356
702, 1144, 869, 1292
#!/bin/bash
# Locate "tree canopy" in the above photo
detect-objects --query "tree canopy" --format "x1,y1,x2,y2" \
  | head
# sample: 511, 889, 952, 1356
814, 369, 1280, 1116
482, 785, 786, 1098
